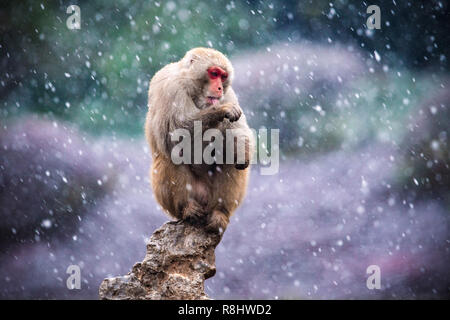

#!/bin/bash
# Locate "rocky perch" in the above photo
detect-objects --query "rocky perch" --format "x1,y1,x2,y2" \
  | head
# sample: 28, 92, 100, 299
98, 221, 222, 300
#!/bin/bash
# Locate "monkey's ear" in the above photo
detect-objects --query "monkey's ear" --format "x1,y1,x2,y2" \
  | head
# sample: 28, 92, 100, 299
183, 54, 196, 68
189, 53, 200, 64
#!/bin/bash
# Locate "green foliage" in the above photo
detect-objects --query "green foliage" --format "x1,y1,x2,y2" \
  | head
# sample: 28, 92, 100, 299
330, 72, 436, 150
1, 0, 448, 140
1, 0, 278, 135
247, 70, 438, 157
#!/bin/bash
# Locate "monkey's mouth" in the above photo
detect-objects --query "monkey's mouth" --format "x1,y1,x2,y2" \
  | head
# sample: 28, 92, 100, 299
206, 96, 220, 105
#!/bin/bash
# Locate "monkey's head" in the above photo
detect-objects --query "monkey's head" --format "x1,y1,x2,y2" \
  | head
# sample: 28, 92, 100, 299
181, 47, 234, 109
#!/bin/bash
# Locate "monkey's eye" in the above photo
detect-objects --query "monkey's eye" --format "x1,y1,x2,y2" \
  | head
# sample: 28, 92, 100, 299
208, 67, 225, 80
221, 74, 228, 81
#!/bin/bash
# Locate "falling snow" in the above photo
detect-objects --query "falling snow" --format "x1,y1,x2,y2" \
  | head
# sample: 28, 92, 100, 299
0, 0, 449, 300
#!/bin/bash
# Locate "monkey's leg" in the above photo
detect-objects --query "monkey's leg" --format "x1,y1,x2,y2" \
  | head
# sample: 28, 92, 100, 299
182, 177, 210, 224
151, 170, 176, 219
233, 135, 251, 170
205, 208, 230, 233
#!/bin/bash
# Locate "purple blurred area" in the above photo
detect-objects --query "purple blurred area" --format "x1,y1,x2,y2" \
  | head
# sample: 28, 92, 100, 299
0, 45, 449, 299
1, 123, 448, 299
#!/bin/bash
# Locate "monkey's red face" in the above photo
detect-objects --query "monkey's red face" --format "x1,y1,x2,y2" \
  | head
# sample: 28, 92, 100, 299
205, 66, 228, 106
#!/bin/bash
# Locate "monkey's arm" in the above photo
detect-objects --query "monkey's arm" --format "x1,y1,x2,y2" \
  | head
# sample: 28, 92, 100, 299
221, 89, 255, 169
162, 88, 251, 167
148, 87, 234, 155
176, 104, 241, 133
172, 85, 242, 130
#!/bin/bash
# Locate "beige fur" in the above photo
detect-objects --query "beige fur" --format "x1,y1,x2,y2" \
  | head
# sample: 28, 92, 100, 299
145, 48, 254, 233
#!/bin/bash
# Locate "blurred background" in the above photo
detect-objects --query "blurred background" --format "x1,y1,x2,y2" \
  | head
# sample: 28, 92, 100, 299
0, 0, 449, 299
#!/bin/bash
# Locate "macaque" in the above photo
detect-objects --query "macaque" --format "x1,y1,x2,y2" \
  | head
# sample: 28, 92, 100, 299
145, 47, 254, 233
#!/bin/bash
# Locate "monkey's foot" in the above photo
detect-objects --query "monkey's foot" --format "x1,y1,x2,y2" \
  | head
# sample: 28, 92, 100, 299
205, 210, 229, 234
183, 201, 207, 225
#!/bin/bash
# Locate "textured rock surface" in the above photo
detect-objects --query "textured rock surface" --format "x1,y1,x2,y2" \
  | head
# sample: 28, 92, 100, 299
99, 221, 221, 300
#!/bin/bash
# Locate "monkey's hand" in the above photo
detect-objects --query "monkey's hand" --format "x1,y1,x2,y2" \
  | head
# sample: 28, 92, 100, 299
234, 136, 250, 170
234, 150, 250, 170
218, 103, 242, 122
235, 161, 249, 170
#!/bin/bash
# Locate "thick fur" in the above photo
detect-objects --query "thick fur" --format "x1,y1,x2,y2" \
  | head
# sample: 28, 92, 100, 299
145, 48, 254, 232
